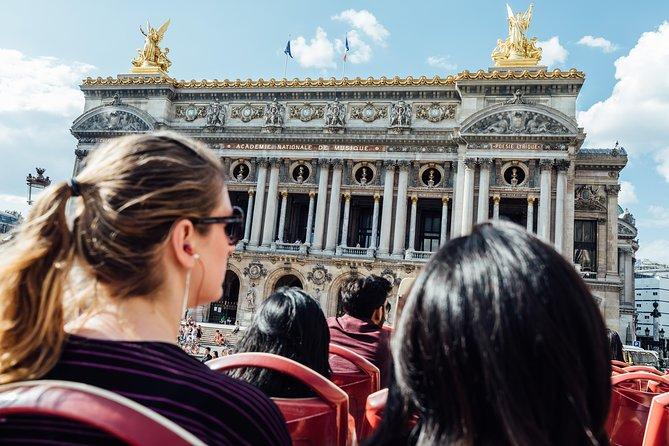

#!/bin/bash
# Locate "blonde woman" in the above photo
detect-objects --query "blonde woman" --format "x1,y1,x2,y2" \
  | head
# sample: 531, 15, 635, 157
0, 133, 290, 445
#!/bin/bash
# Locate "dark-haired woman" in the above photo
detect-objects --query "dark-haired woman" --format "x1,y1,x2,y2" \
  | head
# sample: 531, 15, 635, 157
367, 220, 611, 446
607, 329, 625, 362
230, 287, 331, 398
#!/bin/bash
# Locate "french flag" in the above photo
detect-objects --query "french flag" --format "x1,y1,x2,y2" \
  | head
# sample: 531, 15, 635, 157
342, 36, 349, 61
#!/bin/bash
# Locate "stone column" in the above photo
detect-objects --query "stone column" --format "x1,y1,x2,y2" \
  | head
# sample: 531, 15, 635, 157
451, 159, 465, 238
249, 160, 268, 246
554, 160, 569, 253
597, 218, 607, 277
477, 158, 492, 223
311, 161, 330, 251
392, 162, 409, 257
370, 193, 380, 250
339, 192, 351, 247
261, 159, 281, 247
461, 159, 476, 235
537, 160, 553, 241
324, 161, 343, 253
440, 196, 450, 246
408, 195, 418, 251
378, 162, 396, 256
276, 190, 288, 243
526, 195, 536, 233
243, 189, 255, 243
624, 248, 634, 304
493, 195, 501, 219
304, 190, 316, 245
606, 184, 621, 274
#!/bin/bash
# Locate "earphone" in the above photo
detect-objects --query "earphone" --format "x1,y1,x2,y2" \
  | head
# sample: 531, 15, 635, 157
184, 244, 200, 260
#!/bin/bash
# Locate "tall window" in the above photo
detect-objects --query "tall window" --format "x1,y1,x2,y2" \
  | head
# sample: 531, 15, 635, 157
350, 205, 373, 247
419, 210, 441, 252
574, 220, 597, 272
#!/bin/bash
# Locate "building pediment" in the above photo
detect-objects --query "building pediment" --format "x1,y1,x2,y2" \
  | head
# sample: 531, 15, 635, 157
618, 220, 638, 239
461, 102, 579, 138
71, 99, 155, 136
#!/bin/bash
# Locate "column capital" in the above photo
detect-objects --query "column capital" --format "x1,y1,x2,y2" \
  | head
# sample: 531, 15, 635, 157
527, 195, 536, 203
315, 158, 330, 166
539, 159, 554, 169
605, 184, 621, 195
280, 190, 289, 198
248, 188, 256, 196
493, 194, 501, 203
442, 195, 451, 204
268, 156, 283, 166
397, 160, 411, 169
477, 157, 494, 167
331, 159, 344, 168
554, 159, 571, 172
373, 193, 381, 201
411, 195, 418, 204
464, 158, 477, 169
382, 160, 396, 168
308, 190, 316, 198
257, 157, 271, 168
343, 192, 351, 201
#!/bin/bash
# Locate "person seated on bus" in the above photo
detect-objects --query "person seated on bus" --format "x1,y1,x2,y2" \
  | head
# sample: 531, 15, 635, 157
230, 287, 331, 398
0, 133, 290, 446
328, 275, 393, 385
607, 329, 625, 362
367, 221, 611, 446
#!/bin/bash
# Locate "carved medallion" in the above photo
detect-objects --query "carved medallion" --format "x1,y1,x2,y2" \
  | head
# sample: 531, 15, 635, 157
350, 102, 387, 123
243, 261, 268, 280
231, 104, 264, 122
176, 104, 206, 122
575, 185, 607, 212
289, 103, 325, 122
415, 103, 456, 122
307, 264, 332, 286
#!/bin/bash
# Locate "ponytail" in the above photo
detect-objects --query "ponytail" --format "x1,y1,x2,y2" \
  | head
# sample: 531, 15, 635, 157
0, 182, 75, 384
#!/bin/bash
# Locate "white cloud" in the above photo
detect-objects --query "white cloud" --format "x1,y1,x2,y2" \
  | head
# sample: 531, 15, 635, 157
637, 205, 669, 229
537, 36, 568, 66
291, 27, 337, 70
638, 239, 669, 264
0, 48, 95, 116
332, 9, 389, 46
335, 30, 372, 64
577, 22, 669, 181
426, 55, 457, 71
578, 35, 620, 53
619, 181, 638, 206
0, 193, 30, 216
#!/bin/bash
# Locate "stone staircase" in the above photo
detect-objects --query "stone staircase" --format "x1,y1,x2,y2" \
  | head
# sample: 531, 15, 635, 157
198, 323, 245, 348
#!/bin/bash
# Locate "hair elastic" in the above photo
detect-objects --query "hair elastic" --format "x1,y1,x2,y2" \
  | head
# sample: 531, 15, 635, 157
69, 179, 81, 197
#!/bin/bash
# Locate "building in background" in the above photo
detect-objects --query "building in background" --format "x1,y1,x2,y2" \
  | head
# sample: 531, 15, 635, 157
0, 210, 21, 234
69, 11, 633, 330
635, 261, 669, 355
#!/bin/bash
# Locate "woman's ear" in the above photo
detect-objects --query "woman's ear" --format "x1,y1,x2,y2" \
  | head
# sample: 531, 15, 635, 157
170, 219, 197, 269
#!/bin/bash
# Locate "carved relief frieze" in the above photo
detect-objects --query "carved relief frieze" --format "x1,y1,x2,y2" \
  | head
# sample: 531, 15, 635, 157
230, 103, 264, 122
289, 103, 325, 122
350, 102, 387, 123
78, 111, 150, 132
415, 103, 456, 122
466, 111, 571, 135
575, 185, 607, 212
175, 103, 207, 121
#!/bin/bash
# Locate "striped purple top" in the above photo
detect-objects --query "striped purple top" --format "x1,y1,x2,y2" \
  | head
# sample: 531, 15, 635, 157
0, 334, 291, 445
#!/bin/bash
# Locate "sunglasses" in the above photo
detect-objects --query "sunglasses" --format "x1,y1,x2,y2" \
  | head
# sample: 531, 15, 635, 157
191, 206, 245, 246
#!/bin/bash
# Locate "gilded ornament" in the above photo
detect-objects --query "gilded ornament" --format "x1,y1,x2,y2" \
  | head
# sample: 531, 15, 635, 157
131, 19, 172, 74
491, 4, 542, 67
415, 103, 456, 122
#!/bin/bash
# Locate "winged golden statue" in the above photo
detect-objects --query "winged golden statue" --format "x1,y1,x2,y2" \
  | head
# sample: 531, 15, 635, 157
491, 3, 542, 67
131, 19, 172, 74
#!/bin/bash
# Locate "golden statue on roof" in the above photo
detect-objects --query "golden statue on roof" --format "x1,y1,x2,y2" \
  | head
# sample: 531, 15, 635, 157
492, 4, 542, 67
131, 19, 172, 74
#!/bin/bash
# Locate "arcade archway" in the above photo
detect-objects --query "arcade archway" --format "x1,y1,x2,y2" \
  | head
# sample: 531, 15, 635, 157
274, 274, 304, 290
208, 270, 240, 324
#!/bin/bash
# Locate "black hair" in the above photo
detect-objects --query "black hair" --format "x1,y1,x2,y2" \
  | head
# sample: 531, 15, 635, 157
340, 275, 393, 319
367, 220, 611, 446
607, 329, 624, 362
230, 287, 331, 398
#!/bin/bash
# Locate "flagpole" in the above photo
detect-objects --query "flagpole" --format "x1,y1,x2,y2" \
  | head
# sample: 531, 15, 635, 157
283, 34, 291, 79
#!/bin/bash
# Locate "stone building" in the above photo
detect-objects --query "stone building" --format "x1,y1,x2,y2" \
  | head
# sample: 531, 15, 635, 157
70, 68, 638, 332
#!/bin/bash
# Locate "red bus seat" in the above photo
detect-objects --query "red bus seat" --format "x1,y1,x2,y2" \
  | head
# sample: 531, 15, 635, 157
329, 343, 380, 439
613, 360, 630, 368
612, 365, 628, 375
625, 365, 664, 376
607, 372, 669, 446
643, 392, 669, 446
363, 387, 389, 438
209, 352, 350, 446
0, 380, 204, 445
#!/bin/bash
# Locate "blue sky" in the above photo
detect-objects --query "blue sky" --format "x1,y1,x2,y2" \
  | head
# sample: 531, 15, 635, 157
1, 0, 668, 261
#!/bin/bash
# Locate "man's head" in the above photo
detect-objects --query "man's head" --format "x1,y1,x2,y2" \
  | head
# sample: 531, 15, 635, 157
340, 275, 393, 325
204, 347, 211, 354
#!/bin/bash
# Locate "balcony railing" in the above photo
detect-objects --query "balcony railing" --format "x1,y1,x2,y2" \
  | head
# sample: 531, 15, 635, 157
337, 246, 374, 257
275, 242, 307, 253
405, 250, 433, 261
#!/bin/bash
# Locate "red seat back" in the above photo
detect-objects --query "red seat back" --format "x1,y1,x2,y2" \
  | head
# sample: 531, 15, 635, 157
0, 380, 204, 446
209, 352, 349, 446
625, 366, 664, 376
613, 360, 630, 368
363, 388, 389, 438
329, 343, 380, 439
643, 392, 669, 446
607, 372, 669, 446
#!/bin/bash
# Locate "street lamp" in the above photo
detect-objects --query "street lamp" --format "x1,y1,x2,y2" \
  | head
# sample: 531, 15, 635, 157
645, 327, 650, 337
26, 168, 51, 205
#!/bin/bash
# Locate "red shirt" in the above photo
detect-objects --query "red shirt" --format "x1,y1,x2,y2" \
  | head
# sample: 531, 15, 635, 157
327, 314, 392, 386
